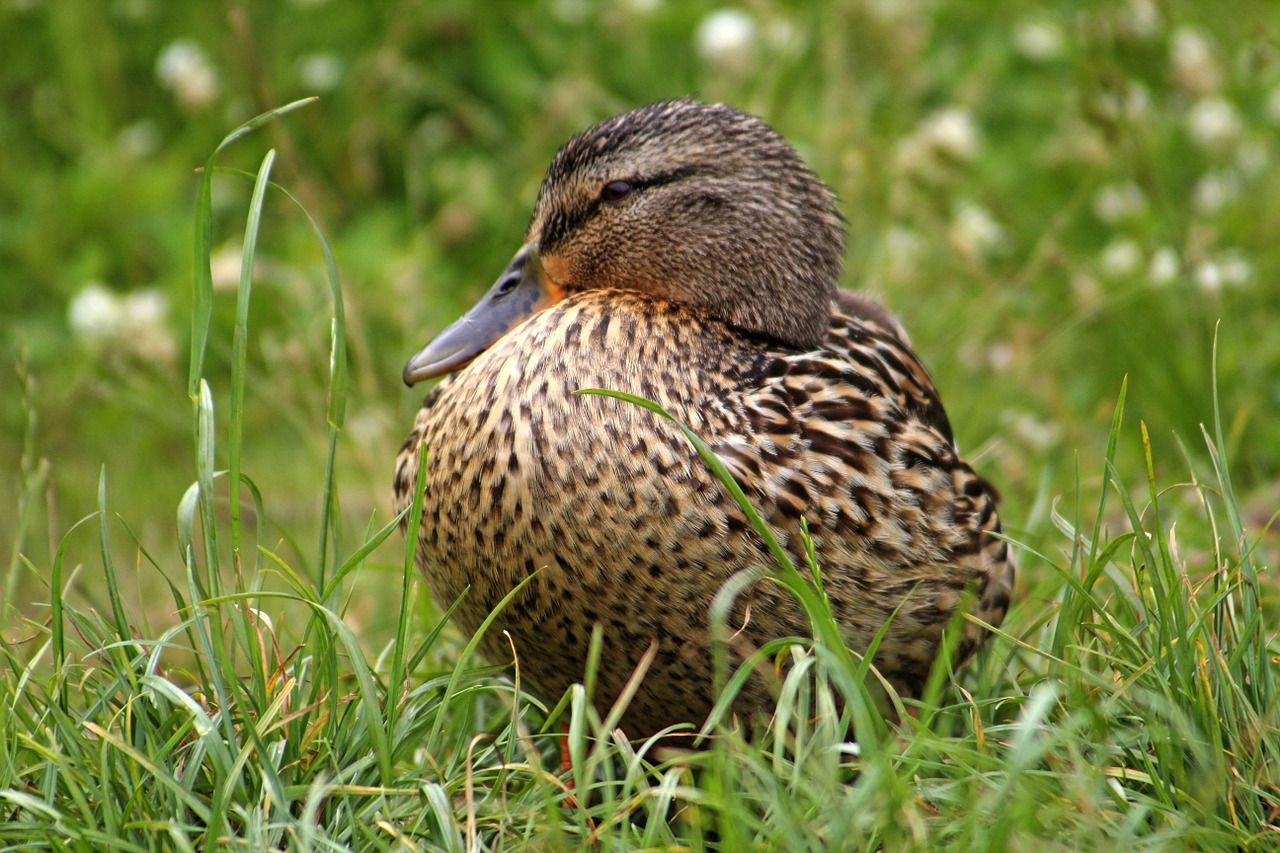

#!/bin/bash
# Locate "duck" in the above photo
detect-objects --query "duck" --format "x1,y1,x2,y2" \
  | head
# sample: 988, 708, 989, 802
394, 99, 1013, 741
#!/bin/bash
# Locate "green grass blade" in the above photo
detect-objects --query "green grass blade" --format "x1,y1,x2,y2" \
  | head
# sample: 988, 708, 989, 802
47, 514, 98, 712
389, 442, 429, 743
320, 510, 409, 604
188, 98, 317, 397
189, 151, 214, 399
194, 380, 220, 599
211, 166, 350, 595
228, 149, 276, 558
96, 469, 132, 646
423, 575, 536, 758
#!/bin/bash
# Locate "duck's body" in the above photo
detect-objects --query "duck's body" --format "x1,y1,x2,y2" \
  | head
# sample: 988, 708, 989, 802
395, 100, 1012, 739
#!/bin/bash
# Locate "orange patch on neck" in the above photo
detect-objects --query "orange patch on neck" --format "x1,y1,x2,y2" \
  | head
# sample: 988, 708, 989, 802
541, 253, 571, 291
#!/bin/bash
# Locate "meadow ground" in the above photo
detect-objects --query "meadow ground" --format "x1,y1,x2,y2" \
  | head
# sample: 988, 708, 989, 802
1, 1, 1278, 849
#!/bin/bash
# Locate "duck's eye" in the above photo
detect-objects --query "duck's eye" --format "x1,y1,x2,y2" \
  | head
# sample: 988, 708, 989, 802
600, 180, 633, 202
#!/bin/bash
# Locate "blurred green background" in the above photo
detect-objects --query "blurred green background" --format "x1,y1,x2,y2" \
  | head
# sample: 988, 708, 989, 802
2, 0, 1278, 641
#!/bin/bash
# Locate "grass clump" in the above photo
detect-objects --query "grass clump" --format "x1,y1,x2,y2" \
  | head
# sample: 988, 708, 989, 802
1, 104, 1277, 851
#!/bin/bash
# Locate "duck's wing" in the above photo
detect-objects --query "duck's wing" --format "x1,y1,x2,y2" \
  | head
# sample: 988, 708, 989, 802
709, 295, 1007, 575
829, 290, 956, 448
704, 297, 1013, 685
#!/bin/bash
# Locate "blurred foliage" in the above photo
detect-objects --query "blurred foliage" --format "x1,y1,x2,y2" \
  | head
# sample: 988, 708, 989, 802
2, 0, 1279, 638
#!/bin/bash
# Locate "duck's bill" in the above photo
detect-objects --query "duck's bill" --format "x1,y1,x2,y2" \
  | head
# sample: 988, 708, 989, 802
402, 244, 565, 386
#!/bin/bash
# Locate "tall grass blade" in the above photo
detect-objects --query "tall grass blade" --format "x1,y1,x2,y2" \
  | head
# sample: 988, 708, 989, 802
96, 469, 132, 647
47, 514, 97, 712
1206, 325, 1271, 705
214, 167, 351, 595
228, 149, 276, 557
389, 443, 429, 742
188, 98, 317, 397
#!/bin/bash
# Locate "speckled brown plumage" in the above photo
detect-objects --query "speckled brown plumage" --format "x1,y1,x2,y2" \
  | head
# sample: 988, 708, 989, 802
394, 100, 1013, 740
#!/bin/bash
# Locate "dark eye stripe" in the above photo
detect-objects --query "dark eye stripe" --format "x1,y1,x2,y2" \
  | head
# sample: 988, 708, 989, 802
541, 166, 704, 250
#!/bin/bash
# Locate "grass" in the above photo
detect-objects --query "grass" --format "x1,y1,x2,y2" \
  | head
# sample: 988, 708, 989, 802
2, 100, 1278, 851
2, 1, 1280, 849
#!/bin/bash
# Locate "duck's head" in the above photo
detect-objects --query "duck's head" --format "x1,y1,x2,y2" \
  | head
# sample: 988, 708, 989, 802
404, 99, 846, 385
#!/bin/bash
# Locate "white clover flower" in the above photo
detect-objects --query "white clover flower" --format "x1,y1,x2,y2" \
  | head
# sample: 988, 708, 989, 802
210, 243, 244, 293
68, 284, 175, 363
1186, 97, 1242, 152
156, 39, 220, 108
1122, 0, 1161, 40
696, 8, 757, 71
1093, 181, 1148, 225
1219, 253, 1253, 286
1099, 238, 1143, 279
1148, 247, 1180, 286
117, 120, 159, 160
1192, 169, 1241, 215
69, 283, 123, 344
296, 53, 343, 92
1014, 19, 1066, 62
1195, 260, 1225, 294
123, 289, 166, 326
1195, 251, 1252, 293
949, 201, 1004, 258
921, 107, 980, 162
1093, 82, 1149, 123
985, 342, 1016, 373
896, 107, 981, 180
121, 289, 177, 363
1171, 27, 1222, 95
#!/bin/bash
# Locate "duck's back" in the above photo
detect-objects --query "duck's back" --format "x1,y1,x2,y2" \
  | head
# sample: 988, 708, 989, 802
395, 289, 1012, 738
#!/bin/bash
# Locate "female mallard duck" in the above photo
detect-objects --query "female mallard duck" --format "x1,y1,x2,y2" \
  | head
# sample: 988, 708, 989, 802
395, 99, 1013, 740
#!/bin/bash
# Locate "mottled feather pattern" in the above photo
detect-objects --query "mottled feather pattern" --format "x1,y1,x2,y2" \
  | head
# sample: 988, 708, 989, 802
394, 289, 1012, 736
396, 99, 1013, 738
